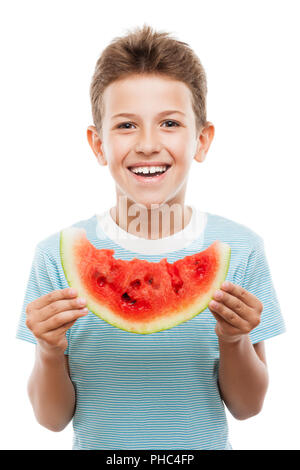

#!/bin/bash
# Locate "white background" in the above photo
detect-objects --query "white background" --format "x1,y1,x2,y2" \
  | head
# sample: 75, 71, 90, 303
1, 0, 299, 450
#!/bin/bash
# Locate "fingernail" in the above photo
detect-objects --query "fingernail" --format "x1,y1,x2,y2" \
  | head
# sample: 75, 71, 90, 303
69, 288, 77, 296
77, 297, 86, 306
214, 290, 222, 300
222, 281, 230, 289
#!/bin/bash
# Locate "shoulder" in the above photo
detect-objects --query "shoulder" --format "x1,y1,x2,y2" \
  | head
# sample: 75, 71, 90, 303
35, 214, 97, 261
205, 210, 263, 253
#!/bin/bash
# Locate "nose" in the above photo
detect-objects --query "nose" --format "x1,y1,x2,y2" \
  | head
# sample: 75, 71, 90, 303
134, 128, 162, 155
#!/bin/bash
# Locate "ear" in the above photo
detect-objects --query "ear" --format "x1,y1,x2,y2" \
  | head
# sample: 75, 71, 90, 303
194, 122, 215, 163
86, 125, 107, 166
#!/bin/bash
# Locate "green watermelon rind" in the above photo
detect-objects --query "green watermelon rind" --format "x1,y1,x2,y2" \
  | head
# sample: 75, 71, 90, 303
60, 227, 231, 335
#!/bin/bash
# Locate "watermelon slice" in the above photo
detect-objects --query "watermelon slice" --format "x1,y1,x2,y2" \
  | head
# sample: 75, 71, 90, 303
60, 227, 231, 334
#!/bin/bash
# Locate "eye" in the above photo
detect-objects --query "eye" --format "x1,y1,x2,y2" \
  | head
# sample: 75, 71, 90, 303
116, 120, 180, 130
161, 120, 180, 128
117, 122, 135, 129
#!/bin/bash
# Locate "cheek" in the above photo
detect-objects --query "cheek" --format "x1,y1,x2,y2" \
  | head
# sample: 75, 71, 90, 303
165, 132, 195, 158
105, 136, 131, 173
109, 135, 130, 157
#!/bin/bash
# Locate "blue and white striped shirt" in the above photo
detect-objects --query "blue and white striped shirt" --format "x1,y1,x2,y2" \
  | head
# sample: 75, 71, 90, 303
16, 205, 286, 450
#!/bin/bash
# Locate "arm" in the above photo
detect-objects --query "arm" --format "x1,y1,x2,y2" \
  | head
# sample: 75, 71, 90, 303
208, 281, 268, 420
28, 349, 75, 432
217, 339, 268, 419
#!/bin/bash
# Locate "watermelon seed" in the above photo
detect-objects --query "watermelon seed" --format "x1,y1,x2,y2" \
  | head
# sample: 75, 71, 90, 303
171, 280, 184, 294
97, 275, 107, 287
130, 279, 141, 288
121, 292, 136, 304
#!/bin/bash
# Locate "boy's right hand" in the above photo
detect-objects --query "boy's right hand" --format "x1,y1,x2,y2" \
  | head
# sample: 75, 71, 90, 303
25, 287, 88, 355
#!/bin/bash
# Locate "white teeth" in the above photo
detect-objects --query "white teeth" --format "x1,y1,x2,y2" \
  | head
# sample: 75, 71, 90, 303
131, 165, 167, 174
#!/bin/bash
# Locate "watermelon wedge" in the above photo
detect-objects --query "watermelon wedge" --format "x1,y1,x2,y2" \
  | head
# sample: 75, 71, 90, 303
60, 227, 231, 334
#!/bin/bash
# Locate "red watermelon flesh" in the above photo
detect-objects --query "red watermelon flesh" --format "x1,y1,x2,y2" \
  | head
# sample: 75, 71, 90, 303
60, 227, 231, 334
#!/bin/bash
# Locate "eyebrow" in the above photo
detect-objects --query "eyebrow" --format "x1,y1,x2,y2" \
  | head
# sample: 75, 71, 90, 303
111, 110, 186, 120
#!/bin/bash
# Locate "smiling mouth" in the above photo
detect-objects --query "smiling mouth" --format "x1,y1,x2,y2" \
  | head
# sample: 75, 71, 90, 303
127, 165, 171, 177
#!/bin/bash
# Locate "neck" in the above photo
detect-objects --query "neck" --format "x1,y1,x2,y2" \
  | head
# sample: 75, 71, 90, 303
110, 199, 192, 240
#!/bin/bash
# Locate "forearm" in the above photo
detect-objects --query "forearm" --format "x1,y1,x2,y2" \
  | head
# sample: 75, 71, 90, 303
218, 335, 269, 420
27, 345, 75, 432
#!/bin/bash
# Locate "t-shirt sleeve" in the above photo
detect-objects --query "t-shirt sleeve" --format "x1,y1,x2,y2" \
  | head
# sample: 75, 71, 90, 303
242, 235, 286, 344
16, 244, 70, 355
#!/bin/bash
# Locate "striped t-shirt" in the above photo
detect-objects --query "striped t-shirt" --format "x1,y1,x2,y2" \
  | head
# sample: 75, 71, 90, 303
16, 205, 286, 450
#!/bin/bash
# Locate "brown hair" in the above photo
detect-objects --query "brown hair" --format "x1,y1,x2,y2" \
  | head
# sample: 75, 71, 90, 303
90, 24, 208, 136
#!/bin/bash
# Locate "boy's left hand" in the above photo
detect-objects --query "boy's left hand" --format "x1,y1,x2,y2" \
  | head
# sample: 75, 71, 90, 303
208, 281, 263, 343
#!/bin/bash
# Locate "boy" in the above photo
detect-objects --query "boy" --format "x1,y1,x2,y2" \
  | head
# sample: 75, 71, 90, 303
16, 24, 285, 450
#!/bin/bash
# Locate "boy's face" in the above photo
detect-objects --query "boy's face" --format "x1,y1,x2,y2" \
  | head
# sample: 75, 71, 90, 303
87, 74, 214, 210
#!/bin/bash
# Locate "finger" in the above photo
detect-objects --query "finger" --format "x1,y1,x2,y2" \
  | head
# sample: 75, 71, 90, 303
35, 308, 88, 336
212, 289, 251, 321
211, 310, 243, 335
208, 299, 249, 331
39, 319, 78, 348
43, 318, 78, 338
38, 296, 87, 322
31, 287, 78, 310
220, 281, 259, 309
